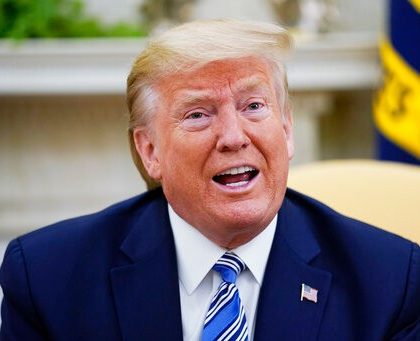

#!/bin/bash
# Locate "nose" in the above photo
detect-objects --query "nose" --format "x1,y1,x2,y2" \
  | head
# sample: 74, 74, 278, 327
215, 111, 250, 152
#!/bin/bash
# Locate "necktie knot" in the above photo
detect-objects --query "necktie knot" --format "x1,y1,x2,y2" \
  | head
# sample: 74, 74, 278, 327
213, 252, 246, 283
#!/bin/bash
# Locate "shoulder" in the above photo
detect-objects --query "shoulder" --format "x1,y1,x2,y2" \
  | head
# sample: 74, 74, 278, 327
0, 189, 168, 338
2, 189, 166, 275
284, 188, 420, 336
284, 187, 415, 255
284, 187, 418, 295
17, 189, 164, 249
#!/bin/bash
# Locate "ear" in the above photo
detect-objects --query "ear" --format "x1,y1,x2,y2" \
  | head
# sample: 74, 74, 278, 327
132, 128, 162, 180
283, 107, 294, 160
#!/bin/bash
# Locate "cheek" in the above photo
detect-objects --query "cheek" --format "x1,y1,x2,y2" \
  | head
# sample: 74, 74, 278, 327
259, 120, 287, 151
160, 134, 211, 179
255, 122, 290, 177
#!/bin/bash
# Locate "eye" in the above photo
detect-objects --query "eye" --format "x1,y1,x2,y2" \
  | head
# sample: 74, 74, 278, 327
247, 102, 263, 111
187, 112, 204, 120
241, 99, 270, 121
181, 109, 211, 131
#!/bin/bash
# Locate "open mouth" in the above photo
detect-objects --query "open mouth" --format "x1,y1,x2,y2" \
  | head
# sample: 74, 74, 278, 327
212, 166, 259, 187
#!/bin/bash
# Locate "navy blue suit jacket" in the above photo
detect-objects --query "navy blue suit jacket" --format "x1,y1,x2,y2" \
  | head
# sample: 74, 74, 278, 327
1, 188, 419, 340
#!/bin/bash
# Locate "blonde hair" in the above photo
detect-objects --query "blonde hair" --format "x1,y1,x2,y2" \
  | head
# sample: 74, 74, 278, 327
127, 19, 292, 189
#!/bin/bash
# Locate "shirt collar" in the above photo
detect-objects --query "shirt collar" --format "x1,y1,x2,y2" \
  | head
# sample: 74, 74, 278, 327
168, 204, 277, 295
233, 215, 277, 285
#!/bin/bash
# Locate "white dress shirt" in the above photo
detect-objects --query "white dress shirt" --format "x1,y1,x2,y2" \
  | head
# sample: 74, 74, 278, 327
168, 204, 277, 341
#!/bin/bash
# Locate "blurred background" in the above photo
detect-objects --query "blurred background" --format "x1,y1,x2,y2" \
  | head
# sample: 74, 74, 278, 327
0, 0, 419, 251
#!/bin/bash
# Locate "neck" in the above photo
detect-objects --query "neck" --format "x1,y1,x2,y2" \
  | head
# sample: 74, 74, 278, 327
204, 226, 267, 249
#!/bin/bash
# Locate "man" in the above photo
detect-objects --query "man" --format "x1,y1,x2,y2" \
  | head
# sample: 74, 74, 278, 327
1, 20, 419, 340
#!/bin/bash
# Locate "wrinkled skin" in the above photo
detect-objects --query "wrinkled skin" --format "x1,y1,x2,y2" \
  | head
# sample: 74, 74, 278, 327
134, 56, 294, 249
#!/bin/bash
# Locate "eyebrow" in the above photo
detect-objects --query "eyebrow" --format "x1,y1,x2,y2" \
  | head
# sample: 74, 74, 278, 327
177, 90, 214, 106
172, 75, 271, 110
232, 75, 271, 94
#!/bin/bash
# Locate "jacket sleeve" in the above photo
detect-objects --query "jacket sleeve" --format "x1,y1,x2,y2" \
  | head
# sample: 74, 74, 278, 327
390, 242, 420, 340
0, 239, 47, 340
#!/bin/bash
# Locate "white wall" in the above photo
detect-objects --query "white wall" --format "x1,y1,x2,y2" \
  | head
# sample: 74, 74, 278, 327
84, 0, 142, 24
335, 0, 385, 32
83, 0, 386, 32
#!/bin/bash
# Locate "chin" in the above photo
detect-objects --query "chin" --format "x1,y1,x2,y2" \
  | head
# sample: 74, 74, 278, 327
215, 199, 278, 231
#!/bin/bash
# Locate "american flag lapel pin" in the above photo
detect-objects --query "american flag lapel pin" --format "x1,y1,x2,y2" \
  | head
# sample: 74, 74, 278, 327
301, 283, 318, 303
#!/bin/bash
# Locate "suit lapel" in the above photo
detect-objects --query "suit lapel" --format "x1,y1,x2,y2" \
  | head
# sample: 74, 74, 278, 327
254, 195, 332, 340
110, 193, 183, 340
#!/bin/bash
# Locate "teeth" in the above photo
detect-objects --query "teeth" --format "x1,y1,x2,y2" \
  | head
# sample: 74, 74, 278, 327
226, 181, 248, 187
217, 166, 255, 176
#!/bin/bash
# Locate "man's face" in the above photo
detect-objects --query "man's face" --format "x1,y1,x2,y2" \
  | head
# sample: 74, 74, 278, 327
134, 56, 294, 248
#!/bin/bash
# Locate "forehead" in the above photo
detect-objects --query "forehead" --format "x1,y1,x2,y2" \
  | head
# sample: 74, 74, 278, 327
155, 56, 275, 99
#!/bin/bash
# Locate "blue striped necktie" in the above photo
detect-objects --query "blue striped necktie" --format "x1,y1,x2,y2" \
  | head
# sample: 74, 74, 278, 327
202, 252, 249, 341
